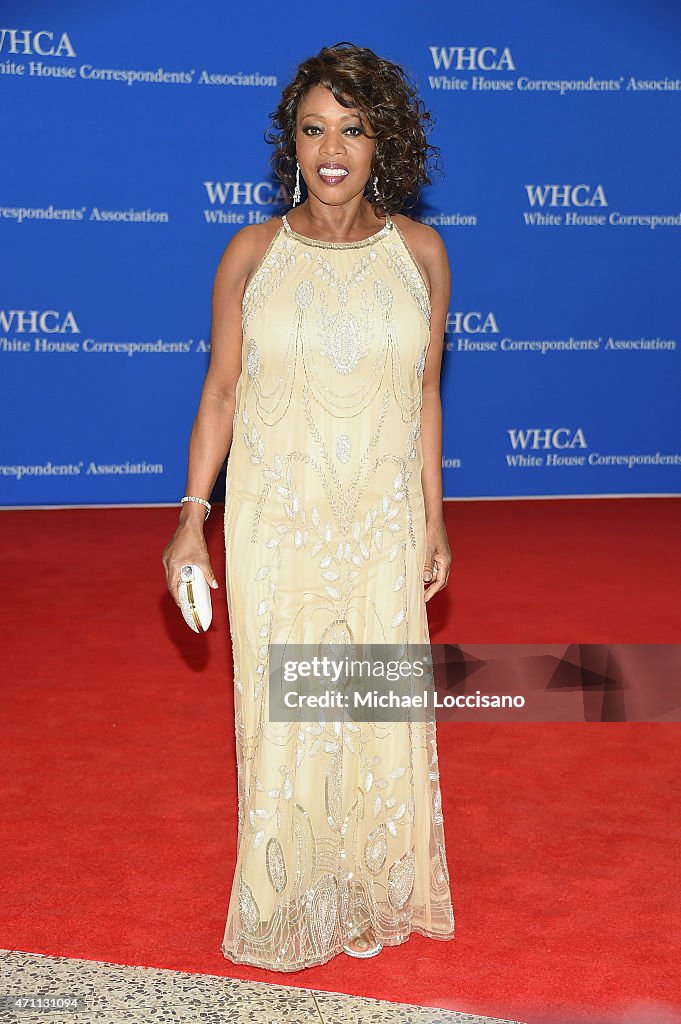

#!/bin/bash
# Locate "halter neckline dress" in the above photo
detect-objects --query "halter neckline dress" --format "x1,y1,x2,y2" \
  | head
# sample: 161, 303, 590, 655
220, 208, 455, 971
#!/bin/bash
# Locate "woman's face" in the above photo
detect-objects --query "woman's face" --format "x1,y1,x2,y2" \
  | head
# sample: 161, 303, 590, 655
295, 84, 376, 207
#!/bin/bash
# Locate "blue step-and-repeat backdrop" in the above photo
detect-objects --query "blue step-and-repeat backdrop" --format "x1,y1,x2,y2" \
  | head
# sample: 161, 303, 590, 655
1, 1, 680, 507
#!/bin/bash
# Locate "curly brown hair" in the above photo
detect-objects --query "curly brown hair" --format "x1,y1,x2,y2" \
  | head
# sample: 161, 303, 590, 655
264, 41, 442, 216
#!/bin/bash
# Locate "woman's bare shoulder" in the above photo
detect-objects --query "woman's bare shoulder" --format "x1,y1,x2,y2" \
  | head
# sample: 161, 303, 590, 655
214, 215, 284, 293
392, 213, 447, 259
391, 213, 449, 293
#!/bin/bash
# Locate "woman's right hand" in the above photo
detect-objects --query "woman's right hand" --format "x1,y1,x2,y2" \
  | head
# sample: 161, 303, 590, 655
162, 521, 219, 608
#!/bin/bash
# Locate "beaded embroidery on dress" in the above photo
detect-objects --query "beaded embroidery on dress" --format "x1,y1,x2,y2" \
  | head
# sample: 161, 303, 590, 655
221, 211, 455, 970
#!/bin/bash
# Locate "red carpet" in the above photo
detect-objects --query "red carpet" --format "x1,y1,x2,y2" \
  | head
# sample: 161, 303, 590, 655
1, 497, 680, 1023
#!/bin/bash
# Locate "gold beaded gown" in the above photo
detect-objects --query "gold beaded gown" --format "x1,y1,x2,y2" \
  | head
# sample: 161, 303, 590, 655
220, 210, 455, 971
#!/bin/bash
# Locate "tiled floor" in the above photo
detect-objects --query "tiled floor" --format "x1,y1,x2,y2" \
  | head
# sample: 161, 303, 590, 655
0, 948, 526, 1023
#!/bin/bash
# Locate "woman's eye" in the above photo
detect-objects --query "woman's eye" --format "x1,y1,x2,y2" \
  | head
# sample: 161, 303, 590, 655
302, 126, 363, 136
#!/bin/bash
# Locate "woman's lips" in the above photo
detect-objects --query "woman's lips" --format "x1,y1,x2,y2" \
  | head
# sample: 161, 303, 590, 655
317, 164, 349, 186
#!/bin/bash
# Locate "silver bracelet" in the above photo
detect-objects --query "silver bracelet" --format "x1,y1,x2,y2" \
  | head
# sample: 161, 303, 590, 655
181, 495, 211, 520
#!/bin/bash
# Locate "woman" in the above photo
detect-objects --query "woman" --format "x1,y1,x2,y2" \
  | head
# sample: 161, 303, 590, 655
162, 41, 455, 971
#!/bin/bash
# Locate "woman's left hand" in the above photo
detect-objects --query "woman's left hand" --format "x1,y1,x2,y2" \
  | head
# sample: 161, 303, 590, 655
422, 516, 452, 602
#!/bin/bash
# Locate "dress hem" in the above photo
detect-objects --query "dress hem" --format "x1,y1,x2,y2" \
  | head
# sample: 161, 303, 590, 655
220, 922, 456, 973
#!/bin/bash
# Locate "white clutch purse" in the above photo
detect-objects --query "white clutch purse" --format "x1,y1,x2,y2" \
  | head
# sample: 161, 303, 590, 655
177, 564, 213, 633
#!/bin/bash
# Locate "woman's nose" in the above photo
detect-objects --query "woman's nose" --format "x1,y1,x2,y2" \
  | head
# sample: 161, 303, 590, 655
319, 132, 347, 158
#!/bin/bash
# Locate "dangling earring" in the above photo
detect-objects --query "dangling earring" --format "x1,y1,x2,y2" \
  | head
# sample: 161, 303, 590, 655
372, 175, 380, 200
292, 160, 301, 206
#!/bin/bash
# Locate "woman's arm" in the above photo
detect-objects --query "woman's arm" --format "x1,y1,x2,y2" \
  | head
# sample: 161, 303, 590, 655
418, 227, 452, 601
177, 231, 252, 529
420, 230, 449, 523
162, 225, 263, 600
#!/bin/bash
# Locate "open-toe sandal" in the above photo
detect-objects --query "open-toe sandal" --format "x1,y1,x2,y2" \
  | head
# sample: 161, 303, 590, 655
342, 928, 383, 958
